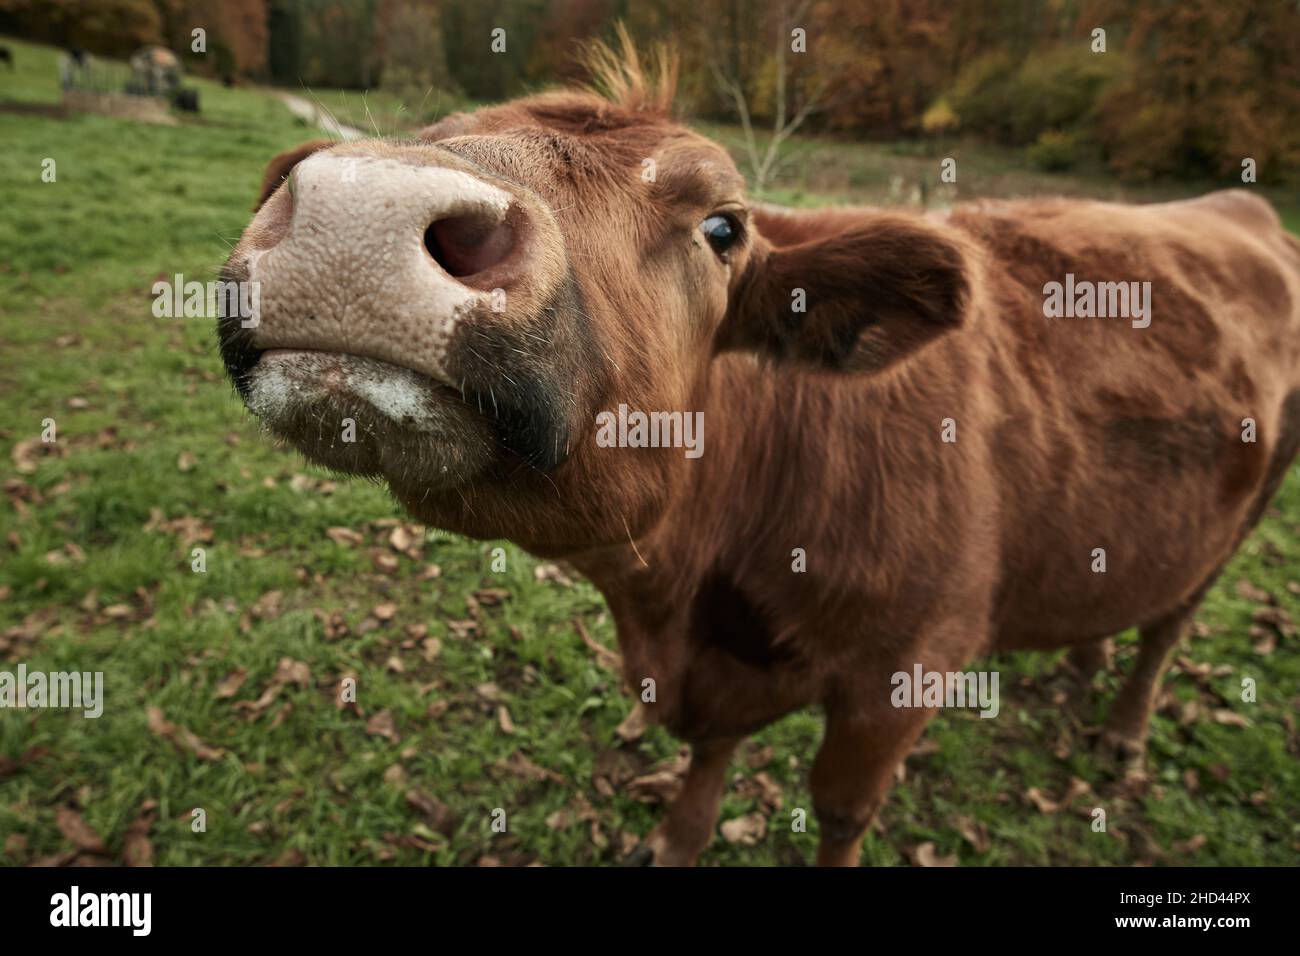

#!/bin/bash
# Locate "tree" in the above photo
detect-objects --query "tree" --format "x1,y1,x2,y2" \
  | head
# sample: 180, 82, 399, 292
710, 0, 830, 193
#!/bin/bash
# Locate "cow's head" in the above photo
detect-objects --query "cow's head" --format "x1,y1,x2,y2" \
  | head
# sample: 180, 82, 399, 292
218, 35, 971, 554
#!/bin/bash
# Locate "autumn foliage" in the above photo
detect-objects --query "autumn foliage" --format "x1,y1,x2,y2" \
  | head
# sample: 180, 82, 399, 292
1, 0, 1296, 182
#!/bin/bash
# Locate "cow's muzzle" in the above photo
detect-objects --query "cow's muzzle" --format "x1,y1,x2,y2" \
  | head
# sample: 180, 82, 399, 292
217, 143, 583, 485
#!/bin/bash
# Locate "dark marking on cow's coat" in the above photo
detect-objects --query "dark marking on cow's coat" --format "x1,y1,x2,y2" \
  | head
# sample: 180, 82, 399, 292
688, 570, 791, 669
1103, 410, 1226, 476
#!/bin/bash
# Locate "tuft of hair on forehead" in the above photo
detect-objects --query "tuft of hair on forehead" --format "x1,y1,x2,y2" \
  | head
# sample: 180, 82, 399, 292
578, 22, 679, 116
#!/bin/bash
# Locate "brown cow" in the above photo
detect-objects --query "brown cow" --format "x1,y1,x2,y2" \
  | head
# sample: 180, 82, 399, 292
217, 37, 1300, 866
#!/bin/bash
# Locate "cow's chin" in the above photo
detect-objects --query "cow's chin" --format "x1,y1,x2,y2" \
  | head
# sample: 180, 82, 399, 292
243, 349, 496, 487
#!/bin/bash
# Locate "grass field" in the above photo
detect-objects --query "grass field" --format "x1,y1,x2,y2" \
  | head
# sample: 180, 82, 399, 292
2, 36, 1298, 866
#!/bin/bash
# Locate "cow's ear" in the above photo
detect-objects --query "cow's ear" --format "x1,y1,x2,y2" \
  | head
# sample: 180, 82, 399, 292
254, 140, 334, 211
717, 214, 972, 373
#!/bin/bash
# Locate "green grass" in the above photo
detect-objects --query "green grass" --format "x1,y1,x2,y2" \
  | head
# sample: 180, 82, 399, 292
1, 35, 1298, 866
285, 85, 478, 139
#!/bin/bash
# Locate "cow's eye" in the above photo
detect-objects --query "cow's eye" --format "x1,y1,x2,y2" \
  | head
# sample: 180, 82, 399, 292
701, 214, 740, 256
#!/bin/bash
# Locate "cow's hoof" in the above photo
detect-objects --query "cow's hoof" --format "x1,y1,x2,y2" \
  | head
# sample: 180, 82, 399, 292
621, 843, 656, 866
1095, 727, 1146, 774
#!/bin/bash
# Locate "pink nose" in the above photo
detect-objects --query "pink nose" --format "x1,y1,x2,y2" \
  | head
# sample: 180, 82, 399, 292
237, 146, 570, 391
242, 152, 528, 383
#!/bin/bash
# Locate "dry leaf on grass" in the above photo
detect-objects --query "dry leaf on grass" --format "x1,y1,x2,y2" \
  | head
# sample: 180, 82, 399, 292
213, 667, 248, 699
627, 769, 684, 805
953, 814, 991, 853
1173, 833, 1207, 854
123, 801, 158, 867
497, 705, 515, 734
325, 527, 363, 547
366, 709, 400, 743
474, 588, 510, 607
574, 618, 621, 671
494, 751, 564, 784
534, 563, 574, 587
405, 790, 457, 835
1212, 709, 1250, 728
753, 771, 784, 811
615, 702, 648, 743
1252, 629, 1277, 656
1253, 605, 1297, 638
230, 658, 311, 719
146, 706, 225, 761
1025, 776, 1091, 814
388, 525, 416, 552
249, 590, 283, 621
746, 744, 775, 770
371, 551, 400, 574
12, 437, 62, 474
908, 841, 958, 867
446, 619, 478, 640
1235, 579, 1273, 604
55, 807, 107, 855
719, 813, 767, 846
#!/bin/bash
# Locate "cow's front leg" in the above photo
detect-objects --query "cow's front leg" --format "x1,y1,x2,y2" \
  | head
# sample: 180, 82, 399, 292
811, 624, 985, 867
630, 736, 742, 866
810, 704, 934, 866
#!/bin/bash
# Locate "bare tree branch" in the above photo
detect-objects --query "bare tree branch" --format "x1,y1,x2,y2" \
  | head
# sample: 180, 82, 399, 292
711, 0, 831, 194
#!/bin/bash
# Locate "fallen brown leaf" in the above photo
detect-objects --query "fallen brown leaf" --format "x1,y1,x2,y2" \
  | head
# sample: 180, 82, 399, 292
146, 706, 225, 761
745, 744, 775, 770
1235, 579, 1273, 604
719, 813, 767, 846
122, 801, 158, 867
627, 769, 684, 805
405, 789, 458, 835
534, 563, 575, 587
388, 526, 416, 552
909, 841, 958, 867
214, 667, 248, 699
953, 814, 991, 853
1025, 777, 1090, 814
495, 751, 565, 784
326, 527, 363, 547
615, 702, 648, 742
1173, 833, 1207, 855
249, 590, 284, 621
1212, 709, 1250, 728
55, 807, 107, 855
366, 709, 400, 743
574, 618, 621, 671
474, 588, 510, 607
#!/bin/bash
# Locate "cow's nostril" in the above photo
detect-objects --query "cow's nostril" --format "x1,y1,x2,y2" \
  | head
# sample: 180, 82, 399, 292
424, 212, 515, 280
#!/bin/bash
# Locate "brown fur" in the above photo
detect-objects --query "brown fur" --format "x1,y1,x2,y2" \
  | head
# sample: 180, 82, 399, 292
229, 37, 1300, 866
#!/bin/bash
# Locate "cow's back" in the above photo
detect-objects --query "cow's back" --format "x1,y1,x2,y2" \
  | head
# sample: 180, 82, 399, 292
947, 191, 1300, 648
